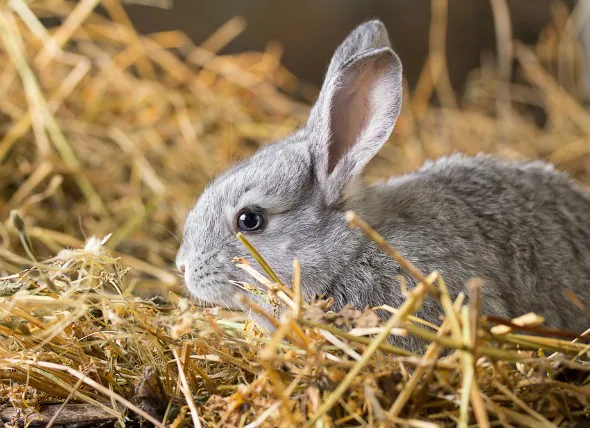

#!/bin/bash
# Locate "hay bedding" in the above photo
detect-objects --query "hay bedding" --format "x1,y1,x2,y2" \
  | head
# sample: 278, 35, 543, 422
0, 0, 590, 426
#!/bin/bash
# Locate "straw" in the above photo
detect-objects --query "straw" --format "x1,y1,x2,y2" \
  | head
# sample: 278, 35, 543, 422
0, 1, 590, 426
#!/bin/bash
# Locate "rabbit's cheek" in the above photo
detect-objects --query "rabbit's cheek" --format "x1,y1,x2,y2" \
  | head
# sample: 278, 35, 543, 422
277, 238, 293, 254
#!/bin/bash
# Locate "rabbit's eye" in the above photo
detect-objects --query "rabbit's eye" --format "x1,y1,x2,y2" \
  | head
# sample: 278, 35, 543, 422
236, 208, 266, 232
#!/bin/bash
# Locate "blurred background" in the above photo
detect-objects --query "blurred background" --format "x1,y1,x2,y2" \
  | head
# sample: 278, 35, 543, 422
1, 0, 590, 296
124, 0, 580, 94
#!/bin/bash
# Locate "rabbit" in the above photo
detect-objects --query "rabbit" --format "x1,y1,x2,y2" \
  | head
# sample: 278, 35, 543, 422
176, 20, 590, 349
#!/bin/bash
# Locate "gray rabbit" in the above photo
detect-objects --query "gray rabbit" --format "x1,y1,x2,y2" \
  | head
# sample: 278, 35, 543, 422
177, 20, 590, 347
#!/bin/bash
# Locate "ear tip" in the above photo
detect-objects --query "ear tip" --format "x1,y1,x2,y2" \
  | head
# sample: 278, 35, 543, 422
358, 19, 389, 40
362, 19, 387, 31
351, 19, 391, 54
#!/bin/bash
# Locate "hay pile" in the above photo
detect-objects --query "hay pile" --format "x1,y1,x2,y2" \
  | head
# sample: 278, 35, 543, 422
0, 0, 590, 426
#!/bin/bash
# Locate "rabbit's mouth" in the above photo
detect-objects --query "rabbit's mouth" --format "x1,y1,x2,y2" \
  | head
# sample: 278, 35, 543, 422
182, 269, 247, 311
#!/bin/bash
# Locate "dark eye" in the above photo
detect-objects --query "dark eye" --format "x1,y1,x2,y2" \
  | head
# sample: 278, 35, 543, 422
236, 208, 266, 232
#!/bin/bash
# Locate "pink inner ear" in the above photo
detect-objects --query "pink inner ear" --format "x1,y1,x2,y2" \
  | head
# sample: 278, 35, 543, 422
327, 62, 378, 174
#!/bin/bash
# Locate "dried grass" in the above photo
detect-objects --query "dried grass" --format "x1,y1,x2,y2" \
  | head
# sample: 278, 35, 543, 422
0, 0, 590, 427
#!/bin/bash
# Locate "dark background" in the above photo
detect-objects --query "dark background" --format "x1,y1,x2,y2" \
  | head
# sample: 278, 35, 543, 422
124, 0, 576, 91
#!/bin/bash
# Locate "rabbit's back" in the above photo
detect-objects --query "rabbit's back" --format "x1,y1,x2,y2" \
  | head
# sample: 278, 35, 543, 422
364, 154, 590, 332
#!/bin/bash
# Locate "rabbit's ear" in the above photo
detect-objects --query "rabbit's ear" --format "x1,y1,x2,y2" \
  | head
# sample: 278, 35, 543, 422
307, 20, 403, 206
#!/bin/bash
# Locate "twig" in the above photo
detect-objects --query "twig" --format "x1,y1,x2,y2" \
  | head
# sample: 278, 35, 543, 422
411, 0, 457, 118
243, 402, 280, 428
459, 307, 474, 428
237, 232, 284, 287
46, 377, 85, 428
467, 280, 489, 428
172, 347, 202, 428
489, 0, 513, 125
293, 259, 302, 318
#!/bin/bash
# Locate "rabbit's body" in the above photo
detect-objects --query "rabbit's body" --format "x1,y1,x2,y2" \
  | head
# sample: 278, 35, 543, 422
177, 20, 590, 350
329, 154, 590, 335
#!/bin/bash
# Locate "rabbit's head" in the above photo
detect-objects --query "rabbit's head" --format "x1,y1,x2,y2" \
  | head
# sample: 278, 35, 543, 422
177, 20, 403, 312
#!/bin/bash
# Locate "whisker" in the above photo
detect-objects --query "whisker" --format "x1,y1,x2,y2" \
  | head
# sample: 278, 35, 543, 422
156, 224, 181, 243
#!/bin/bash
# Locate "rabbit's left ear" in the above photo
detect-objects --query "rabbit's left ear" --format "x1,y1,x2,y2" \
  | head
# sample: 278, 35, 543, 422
307, 20, 403, 206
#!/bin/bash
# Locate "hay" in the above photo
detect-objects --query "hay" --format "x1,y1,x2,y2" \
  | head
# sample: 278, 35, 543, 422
0, 0, 590, 426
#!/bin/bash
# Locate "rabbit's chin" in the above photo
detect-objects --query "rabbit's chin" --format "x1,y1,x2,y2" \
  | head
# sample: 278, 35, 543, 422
184, 282, 245, 311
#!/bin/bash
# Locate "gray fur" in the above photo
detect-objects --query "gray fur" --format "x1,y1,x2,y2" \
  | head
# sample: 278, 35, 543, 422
177, 20, 590, 350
